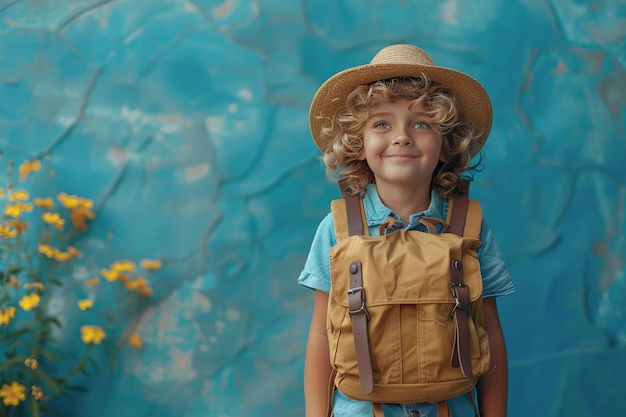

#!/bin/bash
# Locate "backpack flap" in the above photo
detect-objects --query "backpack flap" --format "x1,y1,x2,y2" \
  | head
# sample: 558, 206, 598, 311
330, 232, 482, 306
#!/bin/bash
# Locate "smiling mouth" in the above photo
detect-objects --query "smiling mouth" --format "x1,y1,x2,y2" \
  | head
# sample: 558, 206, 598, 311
385, 154, 418, 158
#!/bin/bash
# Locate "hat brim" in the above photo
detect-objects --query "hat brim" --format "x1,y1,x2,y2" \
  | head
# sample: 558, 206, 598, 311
309, 62, 492, 155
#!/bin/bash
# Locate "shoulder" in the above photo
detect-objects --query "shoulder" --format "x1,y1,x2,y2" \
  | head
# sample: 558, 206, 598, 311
297, 212, 336, 292
312, 210, 337, 248
476, 218, 515, 298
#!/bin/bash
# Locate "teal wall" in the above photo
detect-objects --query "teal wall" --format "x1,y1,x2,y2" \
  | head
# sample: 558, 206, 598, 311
1, 0, 625, 416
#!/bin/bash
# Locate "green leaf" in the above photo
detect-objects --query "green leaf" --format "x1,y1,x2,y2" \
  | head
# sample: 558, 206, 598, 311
4, 327, 30, 340
44, 317, 62, 329
0, 355, 29, 372
49, 278, 63, 286
7, 267, 24, 275
38, 348, 59, 362
87, 357, 101, 372
64, 384, 88, 393
33, 369, 62, 396
7, 339, 28, 352
27, 395, 41, 417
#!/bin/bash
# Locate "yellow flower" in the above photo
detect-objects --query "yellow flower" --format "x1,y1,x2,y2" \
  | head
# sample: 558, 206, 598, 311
137, 286, 153, 297
69, 207, 95, 231
4, 204, 23, 218
57, 193, 93, 210
37, 244, 55, 258
67, 246, 83, 258
9, 219, 30, 234
16, 202, 33, 212
18, 159, 41, 182
111, 260, 135, 273
100, 268, 118, 282
31, 385, 44, 401
140, 259, 162, 270
9, 189, 29, 202
126, 277, 149, 290
0, 307, 16, 325
0, 225, 18, 238
18, 293, 41, 311
25, 358, 38, 370
36, 245, 81, 262
77, 299, 93, 310
52, 250, 72, 261
84, 276, 100, 287
0, 381, 26, 406
117, 273, 131, 284
5, 202, 33, 218
23, 282, 44, 292
80, 325, 106, 345
33, 197, 54, 209
129, 333, 143, 349
42, 212, 65, 230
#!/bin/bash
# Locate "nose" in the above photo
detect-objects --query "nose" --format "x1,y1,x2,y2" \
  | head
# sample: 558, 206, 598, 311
393, 126, 413, 146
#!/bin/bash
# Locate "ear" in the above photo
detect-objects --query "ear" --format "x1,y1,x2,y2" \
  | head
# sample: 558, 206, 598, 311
357, 149, 366, 161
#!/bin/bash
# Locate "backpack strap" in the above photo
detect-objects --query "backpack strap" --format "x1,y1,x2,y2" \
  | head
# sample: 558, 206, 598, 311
446, 192, 483, 380
331, 193, 375, 395
445, 194, 482, 239
331, 194, 368, 241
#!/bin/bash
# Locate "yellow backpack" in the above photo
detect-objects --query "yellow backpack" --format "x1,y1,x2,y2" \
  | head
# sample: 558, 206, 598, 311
327, 192, 491, 413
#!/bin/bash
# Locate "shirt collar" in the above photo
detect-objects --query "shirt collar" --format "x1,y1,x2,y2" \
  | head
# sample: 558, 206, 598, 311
362, 183, 448, 227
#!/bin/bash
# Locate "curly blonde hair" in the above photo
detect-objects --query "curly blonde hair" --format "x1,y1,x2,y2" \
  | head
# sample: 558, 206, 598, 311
318, 75, 484, 198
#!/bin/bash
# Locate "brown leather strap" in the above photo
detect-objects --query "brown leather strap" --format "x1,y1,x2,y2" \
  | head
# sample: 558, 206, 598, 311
437, 401, 451, 417
466, 391, 479, 417
448, 193, 473, 379
372, 403, 384, 417
451, 262, 473, 378
447, 193, 469, 236
347, 260, 373, 394
326, 368, 337, 417
343, 194, 374, 395
463, 200, 482, 240
419, 216, 444, 234
345, 194, 364, 236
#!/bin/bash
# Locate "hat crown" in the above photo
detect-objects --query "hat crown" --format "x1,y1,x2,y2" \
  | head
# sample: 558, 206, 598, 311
370, 44, 435, 66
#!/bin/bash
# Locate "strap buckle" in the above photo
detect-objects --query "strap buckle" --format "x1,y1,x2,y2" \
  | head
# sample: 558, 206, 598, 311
347, 287, 370, 320
451, 283, 470, 316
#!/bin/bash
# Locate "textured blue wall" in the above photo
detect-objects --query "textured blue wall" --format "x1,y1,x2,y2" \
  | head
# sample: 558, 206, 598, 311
0, 0, 625, 416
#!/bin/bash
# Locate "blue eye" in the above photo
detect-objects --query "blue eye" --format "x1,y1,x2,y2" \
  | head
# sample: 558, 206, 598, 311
374, 122, 390, 129
414, 122, 429, 129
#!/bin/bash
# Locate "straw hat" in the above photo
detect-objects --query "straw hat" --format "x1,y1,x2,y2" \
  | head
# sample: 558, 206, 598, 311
308, 44, 492, 155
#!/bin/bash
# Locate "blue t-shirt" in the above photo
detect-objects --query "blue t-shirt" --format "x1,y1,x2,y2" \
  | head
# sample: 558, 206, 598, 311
298, 183, 514, 417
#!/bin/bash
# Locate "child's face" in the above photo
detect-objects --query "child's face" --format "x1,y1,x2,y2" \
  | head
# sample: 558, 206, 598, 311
358, 99, 444, 190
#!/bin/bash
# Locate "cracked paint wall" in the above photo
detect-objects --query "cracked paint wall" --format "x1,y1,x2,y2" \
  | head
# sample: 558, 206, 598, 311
0, 0, 624, 416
